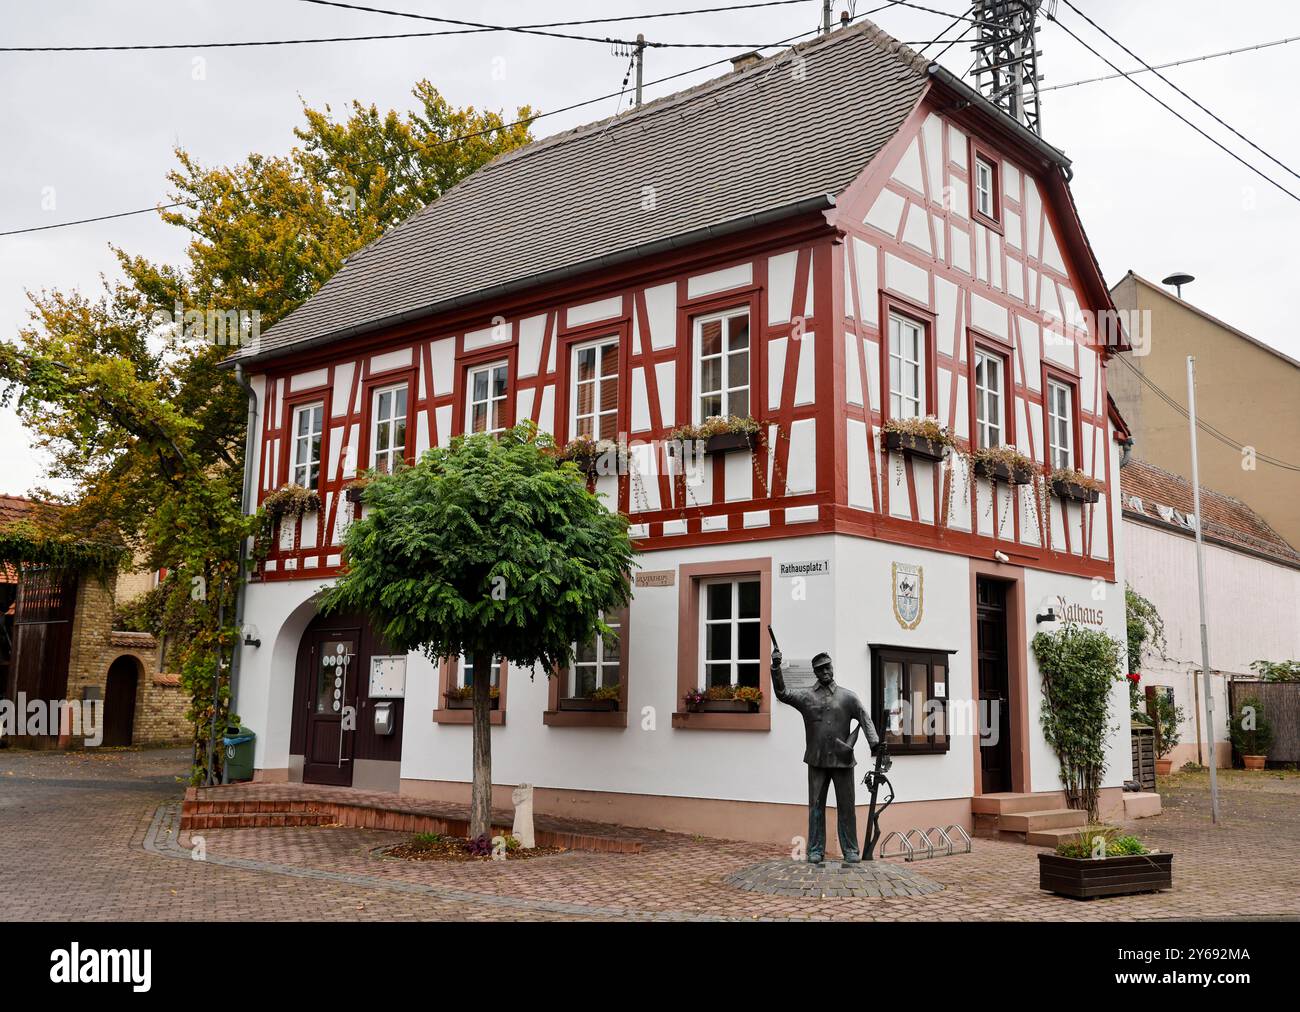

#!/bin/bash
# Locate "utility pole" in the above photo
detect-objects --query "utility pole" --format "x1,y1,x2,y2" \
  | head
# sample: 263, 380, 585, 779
822, 0, 833, 34
1186, 356, 1221, 824
635, 33, 645, 106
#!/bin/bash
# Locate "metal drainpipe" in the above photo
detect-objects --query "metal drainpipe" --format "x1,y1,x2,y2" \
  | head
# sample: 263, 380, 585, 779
227, 363, 260, 784
1119, 437, 1134, 469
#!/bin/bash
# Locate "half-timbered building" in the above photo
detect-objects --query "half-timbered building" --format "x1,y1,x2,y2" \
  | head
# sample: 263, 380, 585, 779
228, 20, 1135, 846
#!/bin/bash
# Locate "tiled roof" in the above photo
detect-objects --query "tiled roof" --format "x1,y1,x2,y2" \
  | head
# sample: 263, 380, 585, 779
235, 20, 933, 364
1120, 458, 1300, 566
0, 494, 40, 527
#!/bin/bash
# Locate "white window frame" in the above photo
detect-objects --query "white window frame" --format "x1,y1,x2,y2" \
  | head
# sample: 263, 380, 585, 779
887, 312, 926, 421
693, 308, 751, 423
1048, 379, 1075, 471
457, 654, 500, 689
466, 361, 509, 435
369, 383, 408, 474
699, 577, 761, 690
973, 349, 1004, 450
569, 612, 621, 697
290, 402, 324, 489
974, 155, 996, 220
570, 338, 620, 441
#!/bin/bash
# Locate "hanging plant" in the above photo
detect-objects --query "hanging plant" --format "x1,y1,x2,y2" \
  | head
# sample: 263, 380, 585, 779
882, 415, 953, 463
557, 434, 618, 476
972, 444, 1038, 485
669, 415, 759, 456
1049, 467, 1103, 504
261, 482, 321, 520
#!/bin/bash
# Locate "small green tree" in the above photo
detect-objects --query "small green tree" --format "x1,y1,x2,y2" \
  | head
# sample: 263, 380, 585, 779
321, 424, 635, 837
1229, 695, 1275, 758
1249, 659, 1300, 683
1151, 692, 1185, 759
1032, 623, 1125, 821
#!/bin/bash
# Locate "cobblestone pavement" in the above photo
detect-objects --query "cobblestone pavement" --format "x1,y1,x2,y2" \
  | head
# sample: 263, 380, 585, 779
2, 748, 1297, 921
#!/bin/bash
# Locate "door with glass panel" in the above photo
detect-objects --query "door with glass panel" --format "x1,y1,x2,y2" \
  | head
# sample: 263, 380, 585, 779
302, 627, 361, 786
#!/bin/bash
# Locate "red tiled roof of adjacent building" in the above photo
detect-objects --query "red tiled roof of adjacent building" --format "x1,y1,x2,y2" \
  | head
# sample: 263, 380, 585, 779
1120, 458, 1300, 567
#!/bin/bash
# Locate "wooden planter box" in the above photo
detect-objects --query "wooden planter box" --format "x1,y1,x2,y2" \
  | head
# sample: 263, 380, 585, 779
1052, 478, 1100, 504
558, 697, 619, 712
345, 486, 367, 505
444, 696, 499, 711
692, 699, 760, 713
884, 430, 948, 463
1039, 852, 1173, 899
974, 458, 1035, 486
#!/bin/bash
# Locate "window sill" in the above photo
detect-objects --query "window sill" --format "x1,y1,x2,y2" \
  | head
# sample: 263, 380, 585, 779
971, 208, 1003, 235
543, 709, 627, 728
433, 708, 505, 726
671, 710, 770, 731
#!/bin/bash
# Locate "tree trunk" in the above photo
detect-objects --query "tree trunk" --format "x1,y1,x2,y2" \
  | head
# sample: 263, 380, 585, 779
469, 650, 493, 839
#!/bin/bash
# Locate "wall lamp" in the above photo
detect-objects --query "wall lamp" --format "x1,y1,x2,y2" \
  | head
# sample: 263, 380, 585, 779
1035, 607, 1057, 625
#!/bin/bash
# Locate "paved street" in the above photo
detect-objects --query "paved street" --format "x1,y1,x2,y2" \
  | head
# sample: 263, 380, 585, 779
1, 747, 1297, 921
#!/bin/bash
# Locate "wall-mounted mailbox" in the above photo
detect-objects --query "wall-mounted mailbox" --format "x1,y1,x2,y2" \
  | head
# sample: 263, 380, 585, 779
373, 701, 396, 736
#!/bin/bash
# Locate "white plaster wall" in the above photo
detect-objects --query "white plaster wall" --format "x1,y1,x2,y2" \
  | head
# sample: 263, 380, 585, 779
1123, 514, 1300, 749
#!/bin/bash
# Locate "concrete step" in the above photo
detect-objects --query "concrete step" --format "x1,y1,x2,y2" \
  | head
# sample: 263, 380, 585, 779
997, 808, 1088, 833
971, 792, 1052, 816
1026, 825, 1092, 848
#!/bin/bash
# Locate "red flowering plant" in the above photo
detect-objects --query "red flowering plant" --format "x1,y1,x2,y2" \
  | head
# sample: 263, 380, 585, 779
682, 688, 706, 711
1126, 671, 1150, 724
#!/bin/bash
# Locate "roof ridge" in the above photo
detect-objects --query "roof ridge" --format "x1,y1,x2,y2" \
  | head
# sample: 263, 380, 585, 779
341, 19, 926, 272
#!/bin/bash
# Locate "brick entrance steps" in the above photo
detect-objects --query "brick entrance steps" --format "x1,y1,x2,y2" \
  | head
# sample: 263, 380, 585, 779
181, 785, 643, 854
972, 793, 1087, 846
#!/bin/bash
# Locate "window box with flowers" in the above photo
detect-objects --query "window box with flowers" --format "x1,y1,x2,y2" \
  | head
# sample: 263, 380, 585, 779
684, 685, 762, 713
444, 684, 499, 711
972, 445, 1037, 485
344, 471, 379, 505
556, 435, 618, 477
669, 415, 760, 457
558, 684, 621, 712
883, 415, 952, 463
1049, 468, 1102, 504
263, 482, 321, 519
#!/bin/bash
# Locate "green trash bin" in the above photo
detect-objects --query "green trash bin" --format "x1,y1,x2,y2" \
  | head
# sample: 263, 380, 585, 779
222, 726, 256, 782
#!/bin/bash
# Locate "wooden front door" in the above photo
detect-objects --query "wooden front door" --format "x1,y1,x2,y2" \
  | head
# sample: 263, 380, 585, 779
301, 625, 361, 786
976, 577, 1014, 794
103, 657, 139, 747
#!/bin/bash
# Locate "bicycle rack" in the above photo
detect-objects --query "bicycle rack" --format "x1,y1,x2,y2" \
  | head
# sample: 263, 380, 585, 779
925, 826, 954, 857
904, 828, 933, 861
877, 825, 974, 861
878, 831, 914, 862
944, 824, 973, 854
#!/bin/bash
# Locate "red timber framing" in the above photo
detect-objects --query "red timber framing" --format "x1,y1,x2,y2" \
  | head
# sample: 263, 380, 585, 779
250, 80, 1121, 585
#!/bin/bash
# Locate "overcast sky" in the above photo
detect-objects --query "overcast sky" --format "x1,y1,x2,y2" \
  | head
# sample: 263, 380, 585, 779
3, 0, 1298, 498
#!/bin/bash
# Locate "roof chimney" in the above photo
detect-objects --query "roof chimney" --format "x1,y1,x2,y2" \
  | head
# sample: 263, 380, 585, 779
730, 51, 761, 73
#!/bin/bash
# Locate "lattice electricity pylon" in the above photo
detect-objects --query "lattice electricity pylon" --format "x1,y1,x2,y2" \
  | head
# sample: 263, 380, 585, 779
970, 0, 1051, 135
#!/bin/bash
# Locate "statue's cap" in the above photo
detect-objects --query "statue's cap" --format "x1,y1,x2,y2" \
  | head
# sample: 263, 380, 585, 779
812, 652, 832, 667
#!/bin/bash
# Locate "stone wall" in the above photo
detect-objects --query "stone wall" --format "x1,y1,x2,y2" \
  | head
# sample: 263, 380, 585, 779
63, 573, 191, 747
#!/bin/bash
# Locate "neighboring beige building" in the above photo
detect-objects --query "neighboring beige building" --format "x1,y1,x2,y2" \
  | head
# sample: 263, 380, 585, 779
1110, 271, 1300, 548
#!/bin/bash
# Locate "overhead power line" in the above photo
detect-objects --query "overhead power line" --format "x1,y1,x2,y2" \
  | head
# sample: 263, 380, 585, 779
1057, 0, 1300, 183
0, 0, 816, 53
1044, 9, 1300, 205
0, 17, 838, 237
1114, 355, 1300, 472
1041, 33, 1300, 92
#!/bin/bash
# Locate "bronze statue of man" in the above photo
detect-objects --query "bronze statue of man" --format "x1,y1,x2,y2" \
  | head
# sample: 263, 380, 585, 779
771, 647, 879, 864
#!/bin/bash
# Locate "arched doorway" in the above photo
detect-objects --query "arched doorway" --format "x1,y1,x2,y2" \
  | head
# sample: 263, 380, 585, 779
103, 656, 140, 747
